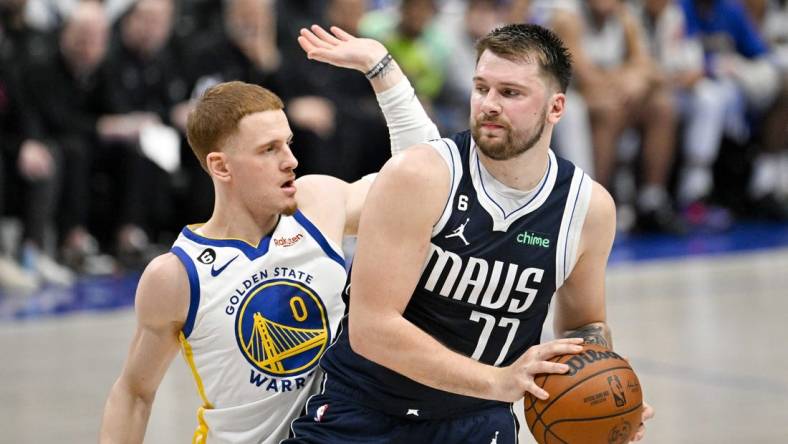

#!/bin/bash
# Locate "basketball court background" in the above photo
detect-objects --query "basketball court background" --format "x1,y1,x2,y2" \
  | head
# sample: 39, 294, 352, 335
1, 223, 788, 443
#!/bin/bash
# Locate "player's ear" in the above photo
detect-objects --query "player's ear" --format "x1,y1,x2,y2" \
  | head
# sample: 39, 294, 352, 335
207, 152, 231, 182
547, 91, 566, 125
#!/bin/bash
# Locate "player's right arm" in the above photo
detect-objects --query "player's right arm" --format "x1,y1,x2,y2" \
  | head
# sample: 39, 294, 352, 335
99, 253, 189, 443
348, 145, 584, 403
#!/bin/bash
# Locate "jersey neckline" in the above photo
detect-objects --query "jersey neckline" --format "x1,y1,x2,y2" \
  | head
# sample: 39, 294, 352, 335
469, 140, 558, 232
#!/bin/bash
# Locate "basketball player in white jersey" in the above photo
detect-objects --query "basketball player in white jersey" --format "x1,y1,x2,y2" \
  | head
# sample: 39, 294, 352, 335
99, 25, 438, 444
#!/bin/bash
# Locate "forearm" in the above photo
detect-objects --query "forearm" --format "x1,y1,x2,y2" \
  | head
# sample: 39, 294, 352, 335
99, 380, 153, 444
375, 77, 440, 155
559, 322, 613, 349
351, 314, 500, 400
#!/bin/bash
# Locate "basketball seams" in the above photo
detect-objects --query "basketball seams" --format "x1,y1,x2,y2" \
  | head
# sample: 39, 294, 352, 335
542, 402, 643, 443
528, 366, 635, 427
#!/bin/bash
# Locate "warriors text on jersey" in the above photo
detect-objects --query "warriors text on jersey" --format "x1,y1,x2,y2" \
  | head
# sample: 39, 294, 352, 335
320, 130, 592, 418
170, 210, 346, 444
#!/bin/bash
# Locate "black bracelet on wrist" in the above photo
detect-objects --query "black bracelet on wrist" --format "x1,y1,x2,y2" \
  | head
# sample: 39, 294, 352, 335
365, 53, 394, 80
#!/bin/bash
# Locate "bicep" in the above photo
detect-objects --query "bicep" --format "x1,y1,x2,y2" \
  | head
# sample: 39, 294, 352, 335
343, 174, 376, 236
117, 256, 188, 399
350, 153, 448, 320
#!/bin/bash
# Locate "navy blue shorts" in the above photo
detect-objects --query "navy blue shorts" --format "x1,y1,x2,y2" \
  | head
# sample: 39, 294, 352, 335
285, 391, 519, 444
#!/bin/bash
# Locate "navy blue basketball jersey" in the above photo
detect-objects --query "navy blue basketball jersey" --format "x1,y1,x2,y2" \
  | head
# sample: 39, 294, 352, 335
319, 131, 593, 418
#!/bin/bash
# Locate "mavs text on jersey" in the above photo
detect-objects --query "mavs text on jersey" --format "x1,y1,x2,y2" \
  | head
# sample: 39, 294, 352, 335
319, 130, 592, 420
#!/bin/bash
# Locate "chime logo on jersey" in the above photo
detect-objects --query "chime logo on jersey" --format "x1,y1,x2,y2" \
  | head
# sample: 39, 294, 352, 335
235, 279, 330, 377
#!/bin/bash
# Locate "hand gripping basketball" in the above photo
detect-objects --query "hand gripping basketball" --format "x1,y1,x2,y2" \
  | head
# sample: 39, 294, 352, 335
492, 338, 584, 403
523, 343, 645, 444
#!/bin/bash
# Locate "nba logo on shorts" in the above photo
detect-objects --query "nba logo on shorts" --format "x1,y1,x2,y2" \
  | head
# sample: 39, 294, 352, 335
608, 375, 626, 407
314, 404, 329, 422
235, 280, 330, 377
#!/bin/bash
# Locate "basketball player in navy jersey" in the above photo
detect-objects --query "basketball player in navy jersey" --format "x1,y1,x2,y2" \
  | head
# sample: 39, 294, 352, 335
288, 24, 653, 443
99, 26, 439, 444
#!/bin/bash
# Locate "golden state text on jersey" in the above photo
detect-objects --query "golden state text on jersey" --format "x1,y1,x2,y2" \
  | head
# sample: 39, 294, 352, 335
169, 210, 346, 444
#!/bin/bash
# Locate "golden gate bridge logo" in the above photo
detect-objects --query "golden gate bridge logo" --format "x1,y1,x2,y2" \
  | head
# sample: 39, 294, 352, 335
236, 280, 329, 376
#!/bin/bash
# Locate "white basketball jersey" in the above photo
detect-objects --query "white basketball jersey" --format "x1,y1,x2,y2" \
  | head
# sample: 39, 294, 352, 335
170, 210, 346, 444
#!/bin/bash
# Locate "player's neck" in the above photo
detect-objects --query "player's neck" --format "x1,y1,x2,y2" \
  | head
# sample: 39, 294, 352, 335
200, 199, 280, 246
476, 142, 550, 192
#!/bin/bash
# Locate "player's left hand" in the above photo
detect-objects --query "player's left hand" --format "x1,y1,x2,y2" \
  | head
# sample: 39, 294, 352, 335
630, 400, 654, 441
297, 25, 388, 74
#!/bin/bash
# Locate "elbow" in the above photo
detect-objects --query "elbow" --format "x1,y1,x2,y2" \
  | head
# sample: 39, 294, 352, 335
348, 315, 386, 363
348, 320, 374, 359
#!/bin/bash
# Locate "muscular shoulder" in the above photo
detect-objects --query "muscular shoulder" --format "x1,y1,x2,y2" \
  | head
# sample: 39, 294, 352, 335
379, 143, 450, 187
135, 253, 190, 329
295, 174, 346, 210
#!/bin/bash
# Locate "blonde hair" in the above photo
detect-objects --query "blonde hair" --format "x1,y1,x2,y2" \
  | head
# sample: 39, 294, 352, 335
186, 81, 284, 171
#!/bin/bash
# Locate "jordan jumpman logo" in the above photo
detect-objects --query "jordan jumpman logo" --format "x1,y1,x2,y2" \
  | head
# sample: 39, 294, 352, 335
445, 218, 470, 246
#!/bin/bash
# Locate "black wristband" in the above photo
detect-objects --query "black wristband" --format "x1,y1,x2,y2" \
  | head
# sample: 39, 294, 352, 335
365, 53, 394, 80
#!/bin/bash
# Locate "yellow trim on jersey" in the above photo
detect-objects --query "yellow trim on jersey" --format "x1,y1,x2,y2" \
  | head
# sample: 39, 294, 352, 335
185, 223, 267, 248
192, 406, 209, 444
180, 332, 214, 408
180, 332, 214, 443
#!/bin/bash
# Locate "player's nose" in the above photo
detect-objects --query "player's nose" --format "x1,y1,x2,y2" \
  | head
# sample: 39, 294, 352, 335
480, 89, 502, 115
281, 144, 298, 170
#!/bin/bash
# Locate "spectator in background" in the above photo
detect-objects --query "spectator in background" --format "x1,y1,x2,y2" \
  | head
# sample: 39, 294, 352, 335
743, 0, 788, 201
21, 1, 153, 273
281, 0, 392, 180
435, 0, 502, 134
0, 40, 68, 290
179, 0, 341, 184
185, 0, 285, 94
0, 0, 53, 66
510, 0, 597, 177
361, 0, 448, 106
552, 0, 684, 233
635, 0, 734, 229
682, 0, 787, 220
102, 0, 189, 264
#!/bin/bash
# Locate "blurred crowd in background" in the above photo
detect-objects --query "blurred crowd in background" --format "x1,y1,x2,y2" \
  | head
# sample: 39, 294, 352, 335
0, 0, 786, 293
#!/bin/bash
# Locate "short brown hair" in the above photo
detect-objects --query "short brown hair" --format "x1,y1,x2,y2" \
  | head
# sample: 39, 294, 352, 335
186, 81, 284, 171
475, 24, 572, 93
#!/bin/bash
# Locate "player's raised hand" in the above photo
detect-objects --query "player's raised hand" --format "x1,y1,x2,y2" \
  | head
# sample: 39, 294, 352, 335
298, 25, 389, 74
492, 338, 584, 403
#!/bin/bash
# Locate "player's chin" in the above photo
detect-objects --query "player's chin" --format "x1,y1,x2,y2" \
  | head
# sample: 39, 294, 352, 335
282, 200, 299, 216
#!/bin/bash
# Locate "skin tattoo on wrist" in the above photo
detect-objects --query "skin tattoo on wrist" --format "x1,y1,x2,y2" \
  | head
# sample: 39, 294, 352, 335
565, 324, 611, 348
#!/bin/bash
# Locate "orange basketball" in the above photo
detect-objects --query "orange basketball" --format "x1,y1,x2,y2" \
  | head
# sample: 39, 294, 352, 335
524, 343, 643, 444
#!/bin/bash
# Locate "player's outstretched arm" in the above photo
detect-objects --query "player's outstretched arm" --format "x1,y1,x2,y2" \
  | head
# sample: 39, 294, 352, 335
298, 24, 439, 154
346, 146, 583, 403
99, 254, 188, 443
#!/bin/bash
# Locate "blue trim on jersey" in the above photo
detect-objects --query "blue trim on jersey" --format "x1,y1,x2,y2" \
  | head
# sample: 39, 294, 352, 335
293, 211, 346, 269
563, 174, 585, 278
171, 246, 200, 339
475, 151, 552, 219
438, 139, 457, 223
179, 225, 271, 260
